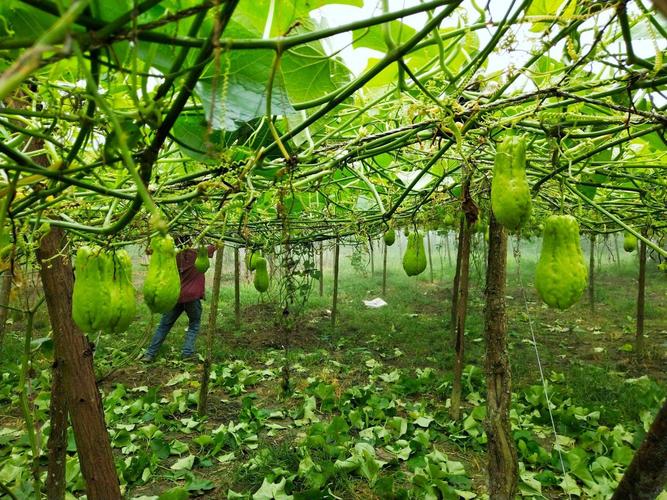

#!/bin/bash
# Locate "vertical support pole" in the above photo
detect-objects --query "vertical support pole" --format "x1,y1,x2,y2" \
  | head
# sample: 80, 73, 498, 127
369, 237, 374, 276
484, 213, 518, 499
0, 246, 15, 348
331, 238, 340, 329
427, 230, 434, 283
589, 233, 595, 313
199, 243, 225, 416
446, 231, 452, 268
319, 242, 324, 297
234, 246, 240, 329
636, 228, 647, 356
47, 351, 67, 500
382, 242, 388, 296
450, 218, 472, 420
451, 216, 464, 344
438, 233, 445, 279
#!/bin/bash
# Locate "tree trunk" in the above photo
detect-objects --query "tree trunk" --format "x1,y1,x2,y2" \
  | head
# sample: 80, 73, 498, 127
484, 213, 518, 499
47, 353, 68, 500
427, 231, 434, 283
234, 246, 240, 329
636, 229, 647, 356
450, 218, 472, 420
588, 233, 596, 313
0, 246, 15, 348
612, 398, 667, 500
36, 227, 120, 500
615, 233, 621, 268
331, 239, 340, 328
198, 243, 224, 416
319, 242, 324, 297
382, 242, 388, 296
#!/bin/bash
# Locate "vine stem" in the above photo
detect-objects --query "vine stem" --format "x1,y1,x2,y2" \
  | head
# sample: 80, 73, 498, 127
0, 0, 90, 100
266, 50, 291, 162
565, 181, 666, 258
71, 41, 165, 230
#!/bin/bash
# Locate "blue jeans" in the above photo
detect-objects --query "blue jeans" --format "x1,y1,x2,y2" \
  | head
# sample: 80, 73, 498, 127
145, 300, 202, 358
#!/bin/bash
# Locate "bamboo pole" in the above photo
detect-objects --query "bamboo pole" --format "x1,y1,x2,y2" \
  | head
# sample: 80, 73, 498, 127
331, 238, 340, 328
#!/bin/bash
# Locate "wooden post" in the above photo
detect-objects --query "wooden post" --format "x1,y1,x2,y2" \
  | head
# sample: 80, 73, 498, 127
484, 213, 518, 498
234, 246, 240, 329
37, 227, 120, 499
331, 238, 340, 328
47, 348, 67, 500
446, 231, 452, 268
450, 217, 465, 344
369, 237, 374, 276
636, 229, 647, 356
382, 242, 388, 296
199, 243, 225, 416
589, 233, 595, 313
438, 234, 444, 279
427, 230, 434, 283
0, 246, 15, 348
319, 242, 324, 296
450, 218, 472, 420
19, 309, 42, 494
612, 398, 667, 500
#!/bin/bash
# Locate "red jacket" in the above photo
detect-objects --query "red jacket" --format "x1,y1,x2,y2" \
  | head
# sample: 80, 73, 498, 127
176, 245, 216, 303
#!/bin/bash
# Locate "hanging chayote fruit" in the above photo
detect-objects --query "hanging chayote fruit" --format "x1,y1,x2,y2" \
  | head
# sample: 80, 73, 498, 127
143, 235, 180, 313
402, 232, 427, 277
491, 136, 531, 231
535, 215, 588, 310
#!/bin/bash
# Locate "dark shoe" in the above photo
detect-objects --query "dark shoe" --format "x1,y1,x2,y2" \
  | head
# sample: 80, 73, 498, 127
181, 353, 199, 363
142, 354, 155, 364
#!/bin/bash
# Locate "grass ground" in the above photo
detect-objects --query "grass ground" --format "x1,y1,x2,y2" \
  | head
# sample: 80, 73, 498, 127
0, 233, 665, 498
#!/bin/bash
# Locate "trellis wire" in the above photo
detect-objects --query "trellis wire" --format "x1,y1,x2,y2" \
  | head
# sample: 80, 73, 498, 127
511, 236, 569, 493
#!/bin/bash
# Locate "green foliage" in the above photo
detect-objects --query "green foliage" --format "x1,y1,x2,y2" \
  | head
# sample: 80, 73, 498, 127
402, 232, 427, 277
144, 235, 181, 313
491, 136, 531, 231
535, 215, 588, 310
158, 486, 189, 499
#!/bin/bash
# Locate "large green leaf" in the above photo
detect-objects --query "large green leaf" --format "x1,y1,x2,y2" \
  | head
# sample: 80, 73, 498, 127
0, 3, 59, 39
529, 55, 565, 88
353, 20, 416, 51
172, 115, 227, 161
196, 63, 295, 131
281, 43, 350, 106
